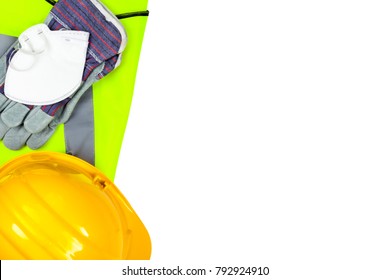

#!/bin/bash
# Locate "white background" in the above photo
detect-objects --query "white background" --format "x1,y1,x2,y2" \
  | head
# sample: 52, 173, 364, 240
117, 0, 390, 278
4, 0, 390, 279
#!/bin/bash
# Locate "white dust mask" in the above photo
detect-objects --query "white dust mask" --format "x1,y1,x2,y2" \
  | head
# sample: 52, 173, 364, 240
4, 24, 89, 105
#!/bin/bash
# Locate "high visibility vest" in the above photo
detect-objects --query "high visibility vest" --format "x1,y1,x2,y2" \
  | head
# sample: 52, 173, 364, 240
0, 0, 149, 181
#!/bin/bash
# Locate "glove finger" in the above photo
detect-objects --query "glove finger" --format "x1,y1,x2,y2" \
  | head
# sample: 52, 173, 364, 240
3, 125, 31, 150
26, 126, 55, 150
24, 107, 55, 134
0, 117, 9, 139
1, 102, 31, 127
0, 92, 13, 113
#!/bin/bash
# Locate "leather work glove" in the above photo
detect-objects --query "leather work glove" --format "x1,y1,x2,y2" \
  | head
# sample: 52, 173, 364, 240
0, 0, 127, 150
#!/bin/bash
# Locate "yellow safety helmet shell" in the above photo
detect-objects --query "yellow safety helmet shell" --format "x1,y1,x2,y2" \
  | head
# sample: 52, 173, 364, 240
0, 152, 151, 260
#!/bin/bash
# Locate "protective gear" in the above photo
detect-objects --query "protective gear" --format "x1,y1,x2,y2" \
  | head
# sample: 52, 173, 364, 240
0, 0, 149, 181
0, 152, 151, 260
5, 24, 90, 106
0, 0, 127, 150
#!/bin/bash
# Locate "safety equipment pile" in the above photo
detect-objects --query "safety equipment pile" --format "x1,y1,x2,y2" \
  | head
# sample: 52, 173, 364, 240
0, 0, 127, 150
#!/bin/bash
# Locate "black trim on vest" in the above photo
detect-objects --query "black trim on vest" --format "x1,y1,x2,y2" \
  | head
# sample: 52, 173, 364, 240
44, 0, 149, 19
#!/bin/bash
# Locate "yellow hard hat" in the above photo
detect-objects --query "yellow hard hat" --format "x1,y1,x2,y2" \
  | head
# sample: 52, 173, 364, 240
0, 152, 151, 260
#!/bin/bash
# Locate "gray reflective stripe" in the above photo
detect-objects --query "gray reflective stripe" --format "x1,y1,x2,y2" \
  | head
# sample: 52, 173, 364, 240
0, 33, 96, 165
64, 88, 95, 165
0, 34, 16, 56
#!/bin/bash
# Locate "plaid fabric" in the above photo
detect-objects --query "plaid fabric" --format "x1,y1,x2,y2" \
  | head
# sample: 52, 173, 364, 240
1, 0, 124, 116
48, 0, 123, 80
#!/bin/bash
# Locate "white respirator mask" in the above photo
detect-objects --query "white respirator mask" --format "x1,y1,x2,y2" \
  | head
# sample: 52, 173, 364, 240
4, 24, 89, 105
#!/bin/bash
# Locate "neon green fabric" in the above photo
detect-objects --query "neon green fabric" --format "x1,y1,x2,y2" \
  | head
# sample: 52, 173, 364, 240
0, 0, 148, 180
